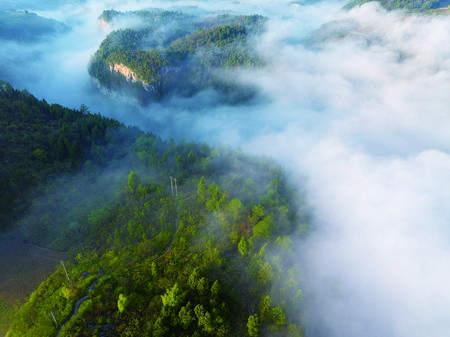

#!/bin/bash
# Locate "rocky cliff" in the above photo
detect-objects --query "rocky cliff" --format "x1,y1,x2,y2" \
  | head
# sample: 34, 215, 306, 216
109, 63, 159, 93
109, 63, 146, 84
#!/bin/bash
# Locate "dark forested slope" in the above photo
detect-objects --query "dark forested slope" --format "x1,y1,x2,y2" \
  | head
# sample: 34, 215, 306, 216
0, 81, 128, 232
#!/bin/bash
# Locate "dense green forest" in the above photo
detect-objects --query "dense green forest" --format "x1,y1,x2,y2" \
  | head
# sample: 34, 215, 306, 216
0, 82, 309, 336
0, 80, 127, 232
89, 9, 267, 104
344, 0, 442, 11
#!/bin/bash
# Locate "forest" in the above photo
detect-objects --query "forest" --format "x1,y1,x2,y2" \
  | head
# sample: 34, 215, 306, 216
344, 0, 442, 10
89, 9, 267, 104
0, 82, 309, 337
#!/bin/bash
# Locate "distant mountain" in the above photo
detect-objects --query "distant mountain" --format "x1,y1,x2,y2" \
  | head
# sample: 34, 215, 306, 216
344, 0, 443, 11
0, 9, 69, 42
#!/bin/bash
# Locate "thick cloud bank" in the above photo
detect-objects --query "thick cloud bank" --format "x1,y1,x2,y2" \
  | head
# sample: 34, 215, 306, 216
244, 3, 450, 337
4, 0, 450, 336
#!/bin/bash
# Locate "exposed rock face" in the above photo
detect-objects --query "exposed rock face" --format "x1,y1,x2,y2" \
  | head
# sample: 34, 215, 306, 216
109, 63, 160, 94
110, 63, 146, 84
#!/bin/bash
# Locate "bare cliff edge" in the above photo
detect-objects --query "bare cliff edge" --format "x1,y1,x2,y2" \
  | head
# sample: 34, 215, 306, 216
109, 63, 160, 94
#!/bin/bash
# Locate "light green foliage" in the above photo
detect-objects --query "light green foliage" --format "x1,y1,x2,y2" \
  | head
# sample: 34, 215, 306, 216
253, 215, 273, 239
258, 261, 273, 286
197, 277, 209, 296
228, 198, 243, 222
288, 324, 305, 337
249, 205, 265, 225
270, 306, 286, 329
238, 235, 249, 256
161, 283, 182, 310
61, 286, 74, 300
259, 295, 272, 321
194, 304, 214, 333
275, 235, 293, 252
211, 280, 221, 297
286, 268, 299, 289
118, 293, 129, 313
197, 176, 207, 204
247, 314, 261, 336
189, 267, 200, 290
127, 171, 138, 194
178, 302, 195, 329
205, 182, 223, 212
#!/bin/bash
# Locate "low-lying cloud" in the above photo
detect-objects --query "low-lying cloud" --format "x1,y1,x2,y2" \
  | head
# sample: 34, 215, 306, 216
243, 3, 450, 336
4, 0, 450, 336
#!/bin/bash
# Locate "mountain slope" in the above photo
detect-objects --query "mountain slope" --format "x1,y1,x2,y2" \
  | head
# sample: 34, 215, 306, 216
1, 83, 309, 337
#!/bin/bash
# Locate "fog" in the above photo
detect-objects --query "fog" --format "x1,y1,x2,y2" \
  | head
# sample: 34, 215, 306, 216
4, 0, 450, 336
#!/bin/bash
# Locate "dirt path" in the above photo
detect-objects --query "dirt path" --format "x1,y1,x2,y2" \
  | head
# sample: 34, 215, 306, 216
0, 233, 67, 305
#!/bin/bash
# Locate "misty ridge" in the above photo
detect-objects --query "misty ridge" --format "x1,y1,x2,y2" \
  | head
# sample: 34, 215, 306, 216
2, 0, 450, 336
88, 8, 266, 105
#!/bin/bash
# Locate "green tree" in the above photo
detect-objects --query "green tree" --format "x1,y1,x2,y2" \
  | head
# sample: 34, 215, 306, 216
274, 235, 293, 253
118, 294, 129, 313
258, 261, 273, 286
189, 267, 200, 290
197, 277, 209, 295
247, 314, 261, 336
197, 176, 207, 204
194, 304, 213, 333
211, 280, 221, 298
228, 198, 243, 222
253, 216, 272, 239
161, 283, 182, 308
238, 236, 249, 256
128, 171, 139, 194
32, 148, 47, 163
259, 295, 272, 321
179, 302, 195, 329
287, 324, 305, 337
270, 306, 286, 329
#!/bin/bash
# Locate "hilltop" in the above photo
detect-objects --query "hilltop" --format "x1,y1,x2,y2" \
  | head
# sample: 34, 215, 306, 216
89, 9, 267, 105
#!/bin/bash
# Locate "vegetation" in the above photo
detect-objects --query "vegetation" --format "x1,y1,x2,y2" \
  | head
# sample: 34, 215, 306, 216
89, 9, 267, 104
0, 80, 126, 232
343, 0, 441, 11
1, 82, 309, 336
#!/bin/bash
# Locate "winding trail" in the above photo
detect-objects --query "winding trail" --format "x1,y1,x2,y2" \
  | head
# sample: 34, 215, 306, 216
55, 278, 100, 337
54, 204, 180, 337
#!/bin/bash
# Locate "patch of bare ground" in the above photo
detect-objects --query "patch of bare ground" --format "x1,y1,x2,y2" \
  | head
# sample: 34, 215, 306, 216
0, 233, 67, 305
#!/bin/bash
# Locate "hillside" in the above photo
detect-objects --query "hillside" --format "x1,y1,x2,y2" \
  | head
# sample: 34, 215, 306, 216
0, 83, 309, 337
0, 9, 69, 43
344, 0, 442, 11
89, 9, 267, 104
